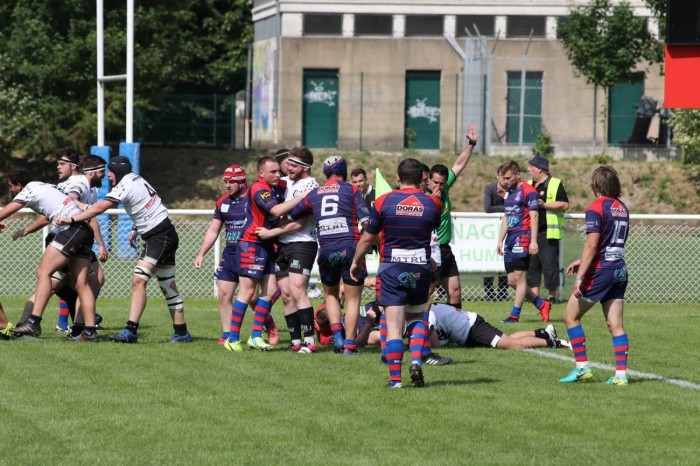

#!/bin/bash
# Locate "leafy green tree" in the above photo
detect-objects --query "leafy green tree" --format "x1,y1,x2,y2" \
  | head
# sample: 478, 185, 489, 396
557, 0, 660, 151
0, 0, 251, 192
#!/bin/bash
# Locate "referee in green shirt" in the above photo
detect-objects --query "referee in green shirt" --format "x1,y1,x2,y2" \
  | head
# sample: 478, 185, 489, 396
426, 123, 477, 308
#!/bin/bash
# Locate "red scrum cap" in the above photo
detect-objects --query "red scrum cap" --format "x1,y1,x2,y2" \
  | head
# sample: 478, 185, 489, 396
222, 164, 247, 189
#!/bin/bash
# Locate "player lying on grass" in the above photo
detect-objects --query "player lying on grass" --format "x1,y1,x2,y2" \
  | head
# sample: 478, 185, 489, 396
314, 301, 381, 350
426, 302, 570, 350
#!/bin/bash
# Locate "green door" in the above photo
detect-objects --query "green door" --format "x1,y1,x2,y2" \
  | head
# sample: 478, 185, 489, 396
506, 71, 542, 144
608, 75, 644, 145
303, 69, 339, 148
405, 71, 441, 149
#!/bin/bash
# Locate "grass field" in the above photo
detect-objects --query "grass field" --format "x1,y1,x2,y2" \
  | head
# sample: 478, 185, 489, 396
1, 296, 699, 465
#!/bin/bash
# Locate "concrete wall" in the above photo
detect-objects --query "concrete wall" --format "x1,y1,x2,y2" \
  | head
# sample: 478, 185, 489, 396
278, 37, 463, 151
267, 36, 665, 154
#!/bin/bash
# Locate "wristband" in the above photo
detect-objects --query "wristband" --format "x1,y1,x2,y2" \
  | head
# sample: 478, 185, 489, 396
574, 276, 582, 282
71, 216, 76, 225
467, 139, 477, 146
84, 204, 91, 211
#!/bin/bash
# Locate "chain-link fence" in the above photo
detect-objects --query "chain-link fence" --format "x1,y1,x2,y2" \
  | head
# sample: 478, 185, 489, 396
1, 210, 697, 303
106, 93, 244, 147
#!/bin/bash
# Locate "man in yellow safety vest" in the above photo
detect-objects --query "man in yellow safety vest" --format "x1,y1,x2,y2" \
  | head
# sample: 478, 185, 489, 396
526, 155, 569, 304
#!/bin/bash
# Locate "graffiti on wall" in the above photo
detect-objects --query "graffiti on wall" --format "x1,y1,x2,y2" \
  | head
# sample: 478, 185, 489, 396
304, 81, 337, 107
406, 98, 440, 123
252, 40, 276, 142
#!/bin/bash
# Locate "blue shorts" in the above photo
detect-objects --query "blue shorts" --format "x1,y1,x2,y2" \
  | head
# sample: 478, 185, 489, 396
504, 245, 530, 272
581, 266, 628, 302
236, 241, 276, 280
215, 247, 239, 283
375, 263, 432, 307
317, 243, 366, 286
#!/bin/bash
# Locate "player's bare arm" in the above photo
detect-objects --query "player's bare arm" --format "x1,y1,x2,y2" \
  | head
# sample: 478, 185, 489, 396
256, 216, 307, 240
0, 201, 26, 232
12, 216, 50, 240
452, 122, 478, 178
572, 232, 600, 298
350, 231, 377, 281
194, 218, 224, 269
496, 215, 507, 256
56, 199, 116, 224
529, 210, 539, 256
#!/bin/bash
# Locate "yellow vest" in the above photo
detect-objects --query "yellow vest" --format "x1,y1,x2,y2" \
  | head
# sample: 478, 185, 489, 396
530, 176, 565, 240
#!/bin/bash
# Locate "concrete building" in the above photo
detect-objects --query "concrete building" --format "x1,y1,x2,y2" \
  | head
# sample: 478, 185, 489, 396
250, 0, 664, 156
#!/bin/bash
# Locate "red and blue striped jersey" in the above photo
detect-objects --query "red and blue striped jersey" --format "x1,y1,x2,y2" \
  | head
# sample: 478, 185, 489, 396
239, 178, 286, 244
289, 179, 369, 248
213, 193, 248, 249
503, 181, 539, 250
365, 188, 441, 264
585, 196, 629, 269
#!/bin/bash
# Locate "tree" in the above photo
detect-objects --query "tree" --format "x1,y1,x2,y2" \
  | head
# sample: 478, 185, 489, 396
557, 0, 660, 152
0, 0, 252, 195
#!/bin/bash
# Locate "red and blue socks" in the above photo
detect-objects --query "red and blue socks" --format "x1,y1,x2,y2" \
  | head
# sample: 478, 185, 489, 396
229, 299, 248, 341
612, 333, 629, 377
386, 338, 403, 386
508, 306, 522, 320
421, 311, 432, 358
270, 287, 282, 306
567, 325, 589, 368
379, 313, 387, 360
250, 298, 272, 338
406, 320, 427, 365
57, 299, 70, 330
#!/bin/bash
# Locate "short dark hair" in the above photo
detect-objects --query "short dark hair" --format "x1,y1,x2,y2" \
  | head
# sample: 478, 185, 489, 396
257, 156, 277, 172
82, 155, 106, 171
591, 166, 621, 198
397, 158, 423, 186
289, 146, 314, 167
498, 160, 520, 175
7, 167, 32, 187
55, 147, 80, 166
274, 148, 290, 163
350, 168, 367, 178
430, 164, 448, 179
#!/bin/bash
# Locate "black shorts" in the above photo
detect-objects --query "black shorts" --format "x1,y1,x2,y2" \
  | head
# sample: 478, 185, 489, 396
505, 255, 530, 273
275, 241, 318, 277
139, 219, 179, 266
526, 235, 560, 289
436, 244, 459, 280
464, 315, 504, 348
49, 223, 94, 260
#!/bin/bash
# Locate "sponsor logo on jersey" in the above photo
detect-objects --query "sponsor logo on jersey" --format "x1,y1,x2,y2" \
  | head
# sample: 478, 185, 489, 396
318, 184, 340, 193
396, 195, 424, 216
610, 201, 627, 217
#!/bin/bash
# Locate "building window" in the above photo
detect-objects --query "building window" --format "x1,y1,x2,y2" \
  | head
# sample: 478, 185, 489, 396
405, 15, 443, 37
456, 15, 495, 37
506, 71, 543, 144
355, 14, 393, 36
303, 14, 343, 36
507, 16, 546, 38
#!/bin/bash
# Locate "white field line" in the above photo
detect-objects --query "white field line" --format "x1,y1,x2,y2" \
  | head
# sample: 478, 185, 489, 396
526, 349, 700, 391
